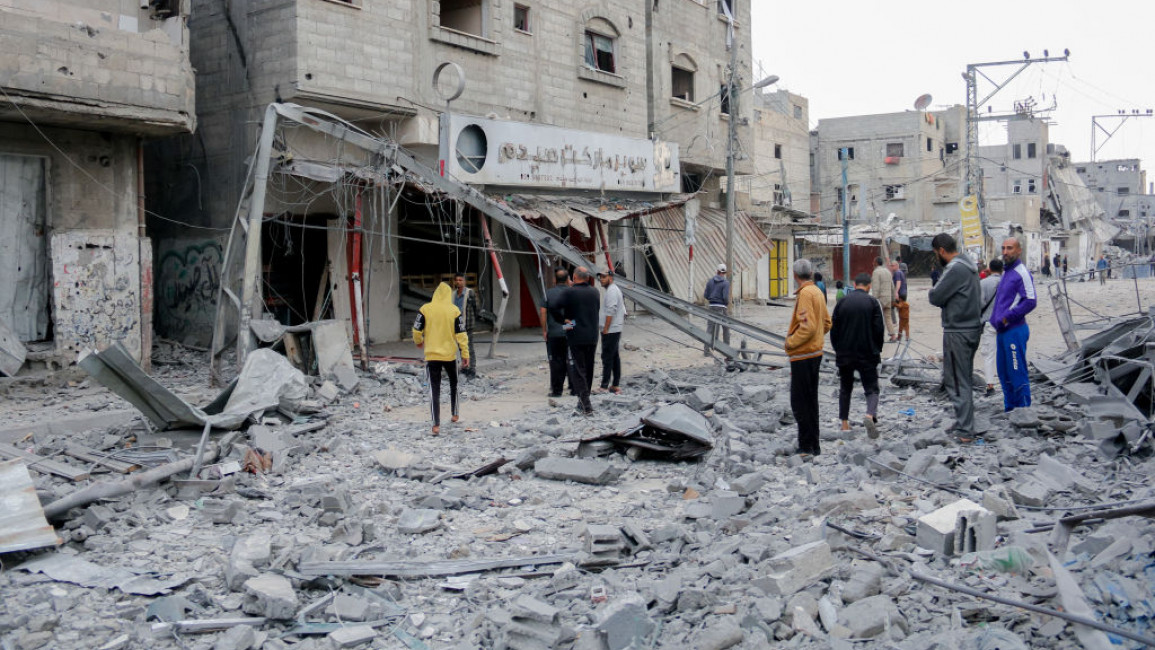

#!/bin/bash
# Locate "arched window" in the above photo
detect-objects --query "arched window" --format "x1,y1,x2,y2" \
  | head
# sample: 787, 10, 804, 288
583, 17, 619, 73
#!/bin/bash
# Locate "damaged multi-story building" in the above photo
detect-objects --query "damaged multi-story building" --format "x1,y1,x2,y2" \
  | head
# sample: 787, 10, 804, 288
0, 0, 195, 372
1073, 158, 1155, 255
149, 0, 788, 353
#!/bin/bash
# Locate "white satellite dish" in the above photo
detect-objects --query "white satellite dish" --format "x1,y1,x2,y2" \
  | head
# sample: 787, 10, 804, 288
914, 94, 933, 111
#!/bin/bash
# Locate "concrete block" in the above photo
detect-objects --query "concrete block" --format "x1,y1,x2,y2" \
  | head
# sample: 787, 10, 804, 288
534, 457, 622, 485
953, 506, 997, 555
242, 574, 299, 620
1035, 454, 1096, 494
212, 624, 255, 650
595, 593, 654, 650
915, 498, 991, 556
397, 508, 440, 534
686, 386, 716, 411
710, 491, 747, 518
691, 619, 744, 650
982, 485, 1021, 520
728, 472, 765, 496
327, 594, 373, 622
327, 624, 376, 648
838, 595, 906, 639
511, 595, 559, 623
1009, 479, 1053, 507
841, 563, 883, 604
752, 541, 833, 597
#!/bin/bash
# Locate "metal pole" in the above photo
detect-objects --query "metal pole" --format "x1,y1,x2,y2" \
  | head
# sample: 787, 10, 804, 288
236, 104, 280, 368
841, 147, 850, 287
724, 34, 737, 307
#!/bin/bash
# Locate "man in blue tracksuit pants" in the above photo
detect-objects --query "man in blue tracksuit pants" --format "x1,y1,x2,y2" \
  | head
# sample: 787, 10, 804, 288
989, 237, 1037, 411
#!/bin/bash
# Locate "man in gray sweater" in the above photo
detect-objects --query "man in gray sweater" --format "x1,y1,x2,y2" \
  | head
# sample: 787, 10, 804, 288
927, 233, 983, 441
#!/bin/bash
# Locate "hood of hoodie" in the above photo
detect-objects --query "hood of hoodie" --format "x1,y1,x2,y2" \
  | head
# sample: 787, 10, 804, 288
948, 252, 977, 273
432, 282, 453, 305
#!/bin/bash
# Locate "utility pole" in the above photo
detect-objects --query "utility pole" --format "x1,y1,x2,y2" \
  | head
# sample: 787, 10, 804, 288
840, 148, 850, 287
724, 26, 738, 306
1090, 111, 1154, 162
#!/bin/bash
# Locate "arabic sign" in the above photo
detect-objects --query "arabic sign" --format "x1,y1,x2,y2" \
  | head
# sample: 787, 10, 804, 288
959, 194, 983, 249
441, 114, 680, 193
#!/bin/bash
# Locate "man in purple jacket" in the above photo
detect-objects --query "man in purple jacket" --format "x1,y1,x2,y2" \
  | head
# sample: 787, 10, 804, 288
990, 237, 1037, 411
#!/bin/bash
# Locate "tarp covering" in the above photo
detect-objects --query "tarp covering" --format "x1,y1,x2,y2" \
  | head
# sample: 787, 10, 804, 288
641, 205, 773, 302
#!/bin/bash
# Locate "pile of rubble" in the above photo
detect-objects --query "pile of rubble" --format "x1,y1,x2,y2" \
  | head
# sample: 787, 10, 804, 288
2, 334, 1154, 649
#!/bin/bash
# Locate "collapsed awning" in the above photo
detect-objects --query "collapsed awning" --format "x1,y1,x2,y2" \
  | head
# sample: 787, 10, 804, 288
492, 193, 693, 237
641, 205, 773, 302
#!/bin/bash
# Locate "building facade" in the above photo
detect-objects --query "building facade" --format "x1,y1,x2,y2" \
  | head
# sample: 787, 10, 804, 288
153, 0, 766, 347
1073, 159, 1154, 254
0, 0, 195, 369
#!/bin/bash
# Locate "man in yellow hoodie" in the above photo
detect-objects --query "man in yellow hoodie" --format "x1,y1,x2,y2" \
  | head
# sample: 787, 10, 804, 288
785, 259, 831, 456
413, 282, 471, 435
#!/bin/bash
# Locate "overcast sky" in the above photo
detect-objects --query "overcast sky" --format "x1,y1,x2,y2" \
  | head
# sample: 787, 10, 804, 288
752, 1, 1155, 185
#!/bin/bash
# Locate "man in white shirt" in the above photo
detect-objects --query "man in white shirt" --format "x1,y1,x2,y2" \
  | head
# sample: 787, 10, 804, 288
595, 268, 626, 394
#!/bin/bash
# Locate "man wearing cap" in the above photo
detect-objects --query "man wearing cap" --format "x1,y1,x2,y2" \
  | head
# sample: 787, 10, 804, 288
595, 267, 626, 394
703, 264, 731, 355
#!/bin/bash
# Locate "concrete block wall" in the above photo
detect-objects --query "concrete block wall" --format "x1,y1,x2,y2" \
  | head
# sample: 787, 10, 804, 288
750, 89, 809, 208
0, 0, 195, 134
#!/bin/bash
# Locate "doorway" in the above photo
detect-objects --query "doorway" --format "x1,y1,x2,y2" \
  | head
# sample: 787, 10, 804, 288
0, 155, 51, 342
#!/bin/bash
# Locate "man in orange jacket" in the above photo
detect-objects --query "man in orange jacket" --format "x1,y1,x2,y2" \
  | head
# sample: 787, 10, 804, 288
785, 259, 831, 456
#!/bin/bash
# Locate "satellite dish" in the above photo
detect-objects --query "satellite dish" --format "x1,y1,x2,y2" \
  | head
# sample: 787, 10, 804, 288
914, 94, 933, 111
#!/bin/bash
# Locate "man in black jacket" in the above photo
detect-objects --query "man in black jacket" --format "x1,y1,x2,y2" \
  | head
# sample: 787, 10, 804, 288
831, 272, 885, 438
548, 267, 601, 414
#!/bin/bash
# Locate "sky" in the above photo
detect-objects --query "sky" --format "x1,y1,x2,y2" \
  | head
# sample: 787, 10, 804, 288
751, 0, 1155, 183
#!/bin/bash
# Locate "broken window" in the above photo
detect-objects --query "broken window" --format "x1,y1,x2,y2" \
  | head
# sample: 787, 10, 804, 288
1119, 209, 1131, 217
439, 0, 487, 37
513, 4, 530, 32
584, 31, 615, 73
926, 137, 933, 152
885, 184, 905, 200
1118, 187, 1130, 195
1012, 143, 1022, 160
717, 0, 734, 17
671, 65, 694, 101
1027, 178, 1037, 194
1076, 167, 1086, 174
837, 147, 854, 161
774, 144, 782, 159
886, 143, 904, 158
719, 84, 730, 115
1027, 142, 1037, 159
945, 142, 959, 154
682, 173, 703, 193
1013, 179, 1022, 194
773, 183, 785, 205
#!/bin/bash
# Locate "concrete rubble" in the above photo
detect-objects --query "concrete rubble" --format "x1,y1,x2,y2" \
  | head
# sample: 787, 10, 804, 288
1, 323, 1154, 650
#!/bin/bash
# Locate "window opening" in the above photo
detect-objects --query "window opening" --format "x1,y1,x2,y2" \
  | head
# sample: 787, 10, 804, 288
1027, 178, 1036, 194
513, 4, 530, 32
719, 84, 730, 115
926, 137, 933, 152
886, 143, 904, 158
837, 147, 854, 160
774, 144, 782, 159
584, 31, 615, 73
885, 184, 905, 200
1027, 142, 1037, 159
439, 0, 486, 37
1012, 143, 1022, 159
671, 66, 693, 101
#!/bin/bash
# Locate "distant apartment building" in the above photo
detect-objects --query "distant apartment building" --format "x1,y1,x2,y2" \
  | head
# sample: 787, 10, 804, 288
1074, 159, 1154, 254
0, 0, 195, 370
153, 0, 775, 347
810, 106, 968, 228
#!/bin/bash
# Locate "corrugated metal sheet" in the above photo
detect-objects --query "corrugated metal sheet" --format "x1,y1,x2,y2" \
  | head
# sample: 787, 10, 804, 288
491, 193, 693, 238
642, 206, 773, 302
0, 459, 61, 553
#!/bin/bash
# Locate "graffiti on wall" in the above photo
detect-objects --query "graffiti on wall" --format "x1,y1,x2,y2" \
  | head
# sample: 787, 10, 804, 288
51, 232, 141, 358
157, 240, 222, 344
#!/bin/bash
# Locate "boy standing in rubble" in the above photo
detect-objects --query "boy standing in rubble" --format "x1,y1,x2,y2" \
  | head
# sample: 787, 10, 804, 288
413, 283, 471, 435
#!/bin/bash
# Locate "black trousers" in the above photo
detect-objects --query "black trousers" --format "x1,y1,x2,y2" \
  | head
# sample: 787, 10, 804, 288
426, 360, 459, 427
790, 356, 823, 455
600, 332, 621, 389
567, 342, 597, 411
838, 360, 880, 421
546, 336, 569, 395
462, 329, 478, 376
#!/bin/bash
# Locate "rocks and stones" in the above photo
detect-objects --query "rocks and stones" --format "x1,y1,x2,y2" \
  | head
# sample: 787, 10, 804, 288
397, 508, 441, 534
686, 386, 717, 411
242, 574, 298, 620
838, 595, 907, 639
1008, 479, 1054, 507
595, 593, 655, 650
753, 541, 834, 597
327, 625, 377, 648
533, 457, 622, 485
841, 562, 884, 604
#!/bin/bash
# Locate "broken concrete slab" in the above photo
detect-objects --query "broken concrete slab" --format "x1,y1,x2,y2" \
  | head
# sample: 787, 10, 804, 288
1034, 454, 1097, 494
915, 498, 994, 556
595, 593, 654, 650
372, 448, 423, 472
327, 624, 377, 648
838, 595, 907, 639
752, 540, 834, 597
982, 484, 1021, 520
396, 508, 441, 534
728, 472, 765, 496
686, 386, 717, 411
212, 624, 256, 650
534, 457, 622, 485
841, 563, 883, 604
1008, 479, 1054, 507
0, 317, 27, 377
242, 574, 298, 620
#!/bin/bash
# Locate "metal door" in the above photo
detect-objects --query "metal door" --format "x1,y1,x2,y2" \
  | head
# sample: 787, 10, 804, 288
0, 155, 50, 341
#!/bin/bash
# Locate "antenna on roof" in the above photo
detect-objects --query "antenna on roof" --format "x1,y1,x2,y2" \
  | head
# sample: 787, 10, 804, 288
914, 94, 933, 111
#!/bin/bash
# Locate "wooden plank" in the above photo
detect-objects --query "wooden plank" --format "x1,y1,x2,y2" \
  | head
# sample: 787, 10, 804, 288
63, 445, 139, 474
0, 446, 89, 481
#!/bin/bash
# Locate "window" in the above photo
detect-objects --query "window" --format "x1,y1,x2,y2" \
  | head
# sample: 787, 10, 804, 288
836, 147, 854, 160
774, 144, 782, 159
1118, 187, 1130, 195
1027, 178, 1036, 194
513, 4, 530, 32
717, 0, 734, 16
926, 137, 933, 152
671, 65, 694, 101
1012, 179, 1022, 194
682, 173, 703, 193
1119, 209, 1131, 217
584, 30, 615, 73
945, 142, 959, 154
1012, 143, 1022, 159
439, 0, 487, 37
886, 143, 904, 158
719, 85, 730, 115
1027, 142, 1037, 159
793, 104, 802, 119
885, 184, 905, 200
1076, 167, 1086, 174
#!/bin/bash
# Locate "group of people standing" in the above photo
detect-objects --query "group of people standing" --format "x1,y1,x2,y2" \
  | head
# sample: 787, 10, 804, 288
788, 234, 1038, 456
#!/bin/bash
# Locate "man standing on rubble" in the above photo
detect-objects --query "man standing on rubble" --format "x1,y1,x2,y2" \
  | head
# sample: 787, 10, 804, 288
991, 238, 1037, 411
549, 267, 601, 414
453, 273, 481, 379
413, 282, 471, 435
1097, 255, 1109, 285
703, 264, 731, 355
785, 259, 831, 456
831, 272, 884, 438
928, 233, 983, 442
540, 268, 572, 398
870, 257, 898, 341
979, 258, 1004, 395
596, 267, 626, 394
890, 260, 910, 341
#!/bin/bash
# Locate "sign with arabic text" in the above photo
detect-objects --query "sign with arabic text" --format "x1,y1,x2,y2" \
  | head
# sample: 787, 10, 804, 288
959, 195, 983, 249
